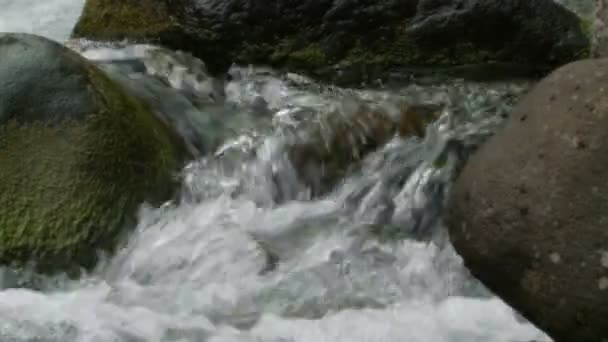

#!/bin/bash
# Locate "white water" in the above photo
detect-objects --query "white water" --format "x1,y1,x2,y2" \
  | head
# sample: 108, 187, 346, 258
0, 0, 85, 42
0, 2, 551, 341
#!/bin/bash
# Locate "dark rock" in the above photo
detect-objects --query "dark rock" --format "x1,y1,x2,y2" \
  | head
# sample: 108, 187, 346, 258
96, 60, 225, 157
72, 0, 589, 84
447, 58, 608, 341
0, 33, 187, 274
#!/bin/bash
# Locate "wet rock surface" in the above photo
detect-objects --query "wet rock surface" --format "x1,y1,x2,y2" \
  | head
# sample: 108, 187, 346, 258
72, 0, 589, 83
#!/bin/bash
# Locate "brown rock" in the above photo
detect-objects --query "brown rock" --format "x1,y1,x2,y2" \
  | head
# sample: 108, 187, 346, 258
288, 103, 440, 196
447, 58, 608, 341
397, 104, 443, 138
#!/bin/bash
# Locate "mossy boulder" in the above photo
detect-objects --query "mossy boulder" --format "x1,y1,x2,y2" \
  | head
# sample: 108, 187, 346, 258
71, 0, 179, 41
446, 58, 608, 341
0, 33, 186, 273
72, 0, 589, 84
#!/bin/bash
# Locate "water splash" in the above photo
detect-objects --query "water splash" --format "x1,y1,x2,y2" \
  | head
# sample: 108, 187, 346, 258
0, 0, 85, 42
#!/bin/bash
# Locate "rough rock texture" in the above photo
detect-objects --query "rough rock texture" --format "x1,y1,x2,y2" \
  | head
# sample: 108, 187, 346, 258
592, 0, 608, 57
447, 58, 608, 341
0, 33, 186, 273
72, 0, 589, 84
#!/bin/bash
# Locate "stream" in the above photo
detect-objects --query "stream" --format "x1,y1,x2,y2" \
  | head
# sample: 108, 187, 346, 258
0, 1, 551, 341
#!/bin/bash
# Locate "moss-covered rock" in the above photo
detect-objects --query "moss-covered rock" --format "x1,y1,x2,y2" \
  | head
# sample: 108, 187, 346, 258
72, 0, 178, 41
72, 0, 590, 84
0, 33, 187, 274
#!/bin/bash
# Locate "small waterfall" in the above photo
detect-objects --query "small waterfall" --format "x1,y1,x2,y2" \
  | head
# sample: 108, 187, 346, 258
0, 2, 551, 339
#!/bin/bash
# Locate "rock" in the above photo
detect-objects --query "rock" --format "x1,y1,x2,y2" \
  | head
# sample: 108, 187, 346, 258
287, 103, 441, 196
558, 0, 594, 17
72, 0, 178, 42
68, 42, 235, 156
0, 33, 186, 274
592, 0, 608, 57
446, 58, 608, 341
72, 0, 589, 84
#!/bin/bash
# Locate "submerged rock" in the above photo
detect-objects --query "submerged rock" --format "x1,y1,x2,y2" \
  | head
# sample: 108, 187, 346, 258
447, 58, 608, 341
286, 103, 441, 196
72, 0, 589, 84
0, 33, 186, 274
141, 47, 226, 105
67, 42, 241, 157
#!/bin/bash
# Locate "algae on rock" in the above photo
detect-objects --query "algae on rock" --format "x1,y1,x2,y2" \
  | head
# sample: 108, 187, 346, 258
72, 0, 177, 41
0, 33, 187, 274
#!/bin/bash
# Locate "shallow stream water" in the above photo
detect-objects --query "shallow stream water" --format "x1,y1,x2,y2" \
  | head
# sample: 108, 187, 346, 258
0, 2, 551, 341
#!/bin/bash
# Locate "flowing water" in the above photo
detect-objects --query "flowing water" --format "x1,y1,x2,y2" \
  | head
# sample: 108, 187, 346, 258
0, 2, 552, 341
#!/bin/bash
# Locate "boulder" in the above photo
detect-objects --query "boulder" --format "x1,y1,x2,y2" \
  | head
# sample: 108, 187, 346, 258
94, 50, 228, 157
592, 0, 608, 57
72, 0, 589, 84
0, 33, 187, 274
446, 58, 608, 341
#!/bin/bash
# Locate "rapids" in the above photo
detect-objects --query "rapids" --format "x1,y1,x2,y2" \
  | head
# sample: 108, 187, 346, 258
0, 1, 551, 341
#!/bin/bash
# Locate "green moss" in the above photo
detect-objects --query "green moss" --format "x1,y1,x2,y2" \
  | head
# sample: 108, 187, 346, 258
237, 39, 328, 73
317, 24, 505, 84
286, 44, 327, 69
577, 17, 593, 58
349, 24, 497, 68
71, 0, 176, 41
580, 18, 593, 39
238, 42, 278, 65
432, 155, 448, 169
0, 52, 184, 274
71, 0, 589, 84
269, 38, 298, 63
84, 58, 185, 203
378, 26, 423, 65
232, 19, 544, 85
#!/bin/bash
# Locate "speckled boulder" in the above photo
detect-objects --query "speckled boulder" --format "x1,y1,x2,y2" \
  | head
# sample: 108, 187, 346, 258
0, 33, 186, 273
447, 58, 608, 341
72, 0, 589, 83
